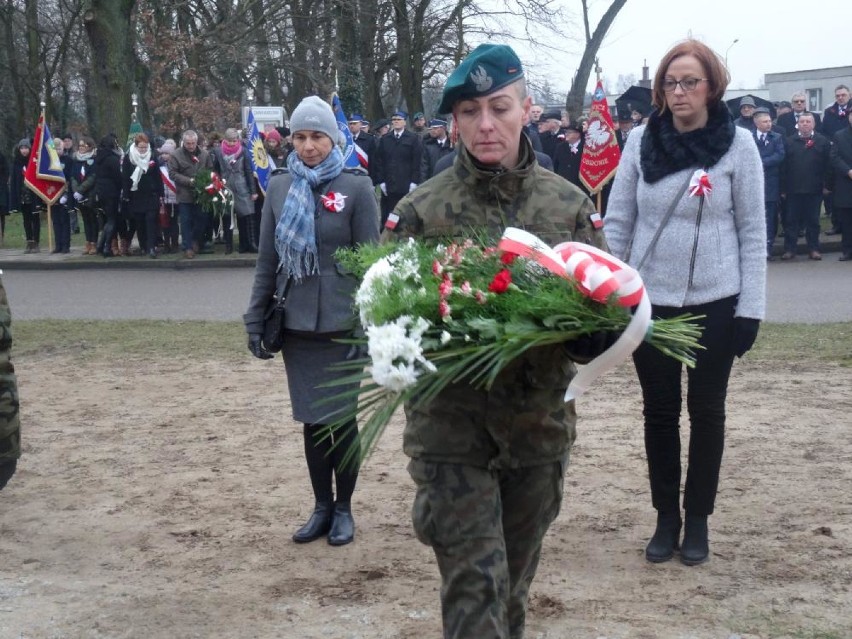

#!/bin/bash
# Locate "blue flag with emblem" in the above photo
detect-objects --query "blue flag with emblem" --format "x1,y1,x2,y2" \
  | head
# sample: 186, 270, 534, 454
331, 94, 362, 170
247, 108, 272, 196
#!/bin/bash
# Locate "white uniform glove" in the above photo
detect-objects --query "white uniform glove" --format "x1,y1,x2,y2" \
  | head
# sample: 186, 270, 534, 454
409, 182, 417, 193
73, 191, 83, 202
59, 194, 67, 205
379, 183, 387, 196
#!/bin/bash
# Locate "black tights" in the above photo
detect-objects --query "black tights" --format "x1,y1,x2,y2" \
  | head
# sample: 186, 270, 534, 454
303, 421, 359, 504
633, 295, 738, 516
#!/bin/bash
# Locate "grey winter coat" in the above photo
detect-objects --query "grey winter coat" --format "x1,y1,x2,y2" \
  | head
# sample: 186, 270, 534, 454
243, 168, 380, 335
604, 124, 766, 320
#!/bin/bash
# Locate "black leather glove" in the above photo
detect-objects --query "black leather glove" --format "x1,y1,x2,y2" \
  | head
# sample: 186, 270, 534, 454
564, 330, 622, 363
0, 459, 17, 491
248, 333, 274, 360
733, 317, 760, 358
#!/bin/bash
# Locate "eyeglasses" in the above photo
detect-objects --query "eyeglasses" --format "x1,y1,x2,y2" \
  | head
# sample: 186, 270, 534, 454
662, 78, 707, 93
792, 99, 806, 103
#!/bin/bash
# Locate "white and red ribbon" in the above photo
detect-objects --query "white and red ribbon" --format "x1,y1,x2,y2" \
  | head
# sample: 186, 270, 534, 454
321, 191, 347, 213
497, 227, 652, 401
688, 169, 712, 200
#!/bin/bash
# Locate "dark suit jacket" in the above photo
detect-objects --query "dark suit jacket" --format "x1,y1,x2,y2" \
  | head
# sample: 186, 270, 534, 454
822, 103, 850, 141
754, 130, 785, 201
782, 133, 831, 195
831, 127, 852, 208
420, 136, 454, 182
552, 140, 586, 192
777, 111, 822, 137
372, 129, 423, 193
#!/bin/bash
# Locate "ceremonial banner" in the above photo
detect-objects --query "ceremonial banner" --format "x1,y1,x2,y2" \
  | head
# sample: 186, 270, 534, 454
24, 110, 66, 206
247, 107, 272, 196
579, 81, 621, 195
332, 94, 367, 170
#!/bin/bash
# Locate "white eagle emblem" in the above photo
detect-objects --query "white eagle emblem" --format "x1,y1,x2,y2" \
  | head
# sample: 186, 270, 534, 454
470, 65, 493, 92
585, 120, 611, 149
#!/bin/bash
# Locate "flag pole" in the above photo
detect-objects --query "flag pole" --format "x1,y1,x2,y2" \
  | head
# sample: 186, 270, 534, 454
41, 102, 55, 254
594, 60, 603, 214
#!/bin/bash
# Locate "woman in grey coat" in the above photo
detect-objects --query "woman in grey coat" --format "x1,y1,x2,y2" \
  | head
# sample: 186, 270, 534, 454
244, 96, 379, 546
604, 40, 765, 566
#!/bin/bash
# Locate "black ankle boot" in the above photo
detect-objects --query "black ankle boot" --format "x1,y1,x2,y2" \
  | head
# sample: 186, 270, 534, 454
292, 502, 333, 543
645, 511, 682, 563
680, 514, 709, 566
327, 502, 355, 546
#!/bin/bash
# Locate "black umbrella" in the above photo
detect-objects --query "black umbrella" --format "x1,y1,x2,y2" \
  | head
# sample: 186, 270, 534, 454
615, 85, 653, 116
726, 94, 775, 119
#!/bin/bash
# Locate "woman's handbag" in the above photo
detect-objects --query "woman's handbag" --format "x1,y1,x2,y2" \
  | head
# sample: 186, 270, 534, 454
261, 278, 293, 353
158, 201, 170, 228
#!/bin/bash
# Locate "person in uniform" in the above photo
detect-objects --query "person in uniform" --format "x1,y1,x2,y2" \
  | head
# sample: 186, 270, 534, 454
381, 43, 612, 639
372, 110, 423, 225
0, 275, 20, 493
244, 96, 380, 546
419, 118, 453, 181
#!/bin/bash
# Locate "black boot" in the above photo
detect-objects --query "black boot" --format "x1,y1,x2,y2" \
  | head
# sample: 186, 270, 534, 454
327, 502, 355, 546
680, 514, 709, 566
292, 502, 333, 543
645, 511, 682, 563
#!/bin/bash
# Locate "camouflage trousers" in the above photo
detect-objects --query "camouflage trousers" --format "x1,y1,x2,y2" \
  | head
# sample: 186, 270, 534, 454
407, 458, 566, 639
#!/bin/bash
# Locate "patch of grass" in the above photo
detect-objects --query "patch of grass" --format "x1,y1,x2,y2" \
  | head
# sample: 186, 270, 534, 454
753, 322, 852, 366
11, 320, 249, 361
10, 320, 852, 368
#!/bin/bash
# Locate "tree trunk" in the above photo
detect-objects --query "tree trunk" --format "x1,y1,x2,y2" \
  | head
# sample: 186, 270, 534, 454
565, 0, 627, 121
83, 0, 137, 139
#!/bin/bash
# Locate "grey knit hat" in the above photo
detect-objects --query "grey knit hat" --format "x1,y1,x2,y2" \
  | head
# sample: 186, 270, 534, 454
289, 96, 340, 144
18, 138, 31, 148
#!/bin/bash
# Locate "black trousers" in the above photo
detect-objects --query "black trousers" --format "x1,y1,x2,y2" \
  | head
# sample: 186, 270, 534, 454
836, 206, 852, 255
632, 295, 738, 516
22, 203, 39, 243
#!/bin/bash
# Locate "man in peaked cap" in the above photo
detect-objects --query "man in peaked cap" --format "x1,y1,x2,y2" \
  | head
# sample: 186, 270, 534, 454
348, 112, 376, 162
419, 118, 453, 181
382, 42, 610, 639
371, 109, 423, 225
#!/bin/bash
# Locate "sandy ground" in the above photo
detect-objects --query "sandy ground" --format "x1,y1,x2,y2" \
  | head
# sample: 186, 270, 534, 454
1, 351, 850, 639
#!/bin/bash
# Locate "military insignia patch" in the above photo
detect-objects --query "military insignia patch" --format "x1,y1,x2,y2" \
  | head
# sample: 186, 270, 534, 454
470, 65, 493, 93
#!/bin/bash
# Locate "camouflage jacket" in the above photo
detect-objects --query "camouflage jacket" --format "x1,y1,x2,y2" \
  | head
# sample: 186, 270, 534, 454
384, 135, 607, 468
0, 276, 20, 465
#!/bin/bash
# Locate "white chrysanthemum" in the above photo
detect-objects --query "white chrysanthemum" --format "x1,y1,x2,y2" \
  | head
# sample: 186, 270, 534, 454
440, 331, 451, 345
365, 315, 435, 391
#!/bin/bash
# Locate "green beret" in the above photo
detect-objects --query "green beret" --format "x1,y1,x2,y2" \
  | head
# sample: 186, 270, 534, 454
437, 44, 524, 114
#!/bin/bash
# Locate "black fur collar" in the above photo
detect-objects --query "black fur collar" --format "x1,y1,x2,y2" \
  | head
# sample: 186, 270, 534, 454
640, 101, 735, 183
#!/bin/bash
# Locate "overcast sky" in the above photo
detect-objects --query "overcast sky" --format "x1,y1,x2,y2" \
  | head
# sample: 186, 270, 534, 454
514, 0, 851, 95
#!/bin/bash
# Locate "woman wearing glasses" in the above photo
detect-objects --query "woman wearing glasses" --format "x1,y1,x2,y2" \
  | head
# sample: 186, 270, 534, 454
604, 40, 766, 566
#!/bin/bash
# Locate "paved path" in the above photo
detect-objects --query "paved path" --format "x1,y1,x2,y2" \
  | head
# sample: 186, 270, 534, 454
2, 256, 851, 324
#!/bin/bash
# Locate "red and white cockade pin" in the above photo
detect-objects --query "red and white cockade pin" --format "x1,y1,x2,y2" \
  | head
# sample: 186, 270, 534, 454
688, 169, 712, 199
321, 191, 347, 212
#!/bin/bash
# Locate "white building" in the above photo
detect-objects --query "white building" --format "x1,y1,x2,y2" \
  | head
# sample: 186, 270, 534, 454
764, 66, 852, 112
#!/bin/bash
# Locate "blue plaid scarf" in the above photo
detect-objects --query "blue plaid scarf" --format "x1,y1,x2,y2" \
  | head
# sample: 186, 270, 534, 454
275, 147, 344, 280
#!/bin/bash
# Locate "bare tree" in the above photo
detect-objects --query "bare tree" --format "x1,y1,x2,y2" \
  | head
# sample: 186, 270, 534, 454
565, 0, 627, 119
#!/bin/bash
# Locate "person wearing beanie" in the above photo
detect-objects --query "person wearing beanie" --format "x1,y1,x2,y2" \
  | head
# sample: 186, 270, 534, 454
372, 109, 423, 225
263, 127, 289, 167
9, 139, 40, 252
211, 127, 257, 254
244, 95, 380, 547
382, 43, 608, 638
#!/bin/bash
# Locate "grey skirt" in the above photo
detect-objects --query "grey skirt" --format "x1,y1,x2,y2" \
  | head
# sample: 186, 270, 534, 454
281, 331, 359, 424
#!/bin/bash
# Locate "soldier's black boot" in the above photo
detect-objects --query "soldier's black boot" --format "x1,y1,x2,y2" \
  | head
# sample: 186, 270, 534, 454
680, 514, 709, 566
645, 511, 681, 563
292, 501, 333, 543
327, 501, 354, 546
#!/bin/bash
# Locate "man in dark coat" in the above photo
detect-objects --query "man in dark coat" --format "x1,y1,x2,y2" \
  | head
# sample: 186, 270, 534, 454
419, 118, 453, 182
830, 109, 852, 260
372, 110, 423, 224
537, 110, 564, 160
821, 85, 850, 235
753, 109, 785, 258
733, 96, 757, 132
777, 92, 822, 136
781, 112, 831, 260
615, 110, 633, 150
552, 122, 585, 192
348, 113, 375, 159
